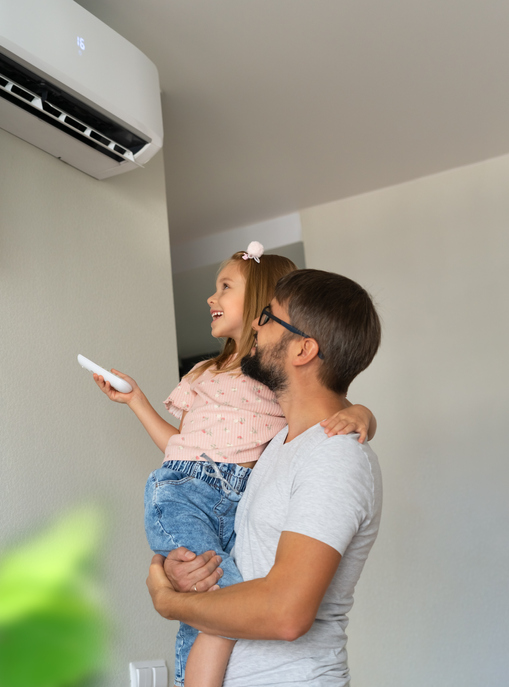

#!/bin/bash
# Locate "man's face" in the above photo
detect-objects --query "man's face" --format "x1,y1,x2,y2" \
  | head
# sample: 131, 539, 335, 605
240, 299, 292, 393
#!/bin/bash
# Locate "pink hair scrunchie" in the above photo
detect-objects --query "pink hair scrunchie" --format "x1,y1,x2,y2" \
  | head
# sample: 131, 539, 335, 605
242, 241, 264, 263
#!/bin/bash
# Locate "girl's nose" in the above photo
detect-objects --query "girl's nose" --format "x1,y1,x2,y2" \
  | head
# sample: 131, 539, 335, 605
207, 292, 215, 306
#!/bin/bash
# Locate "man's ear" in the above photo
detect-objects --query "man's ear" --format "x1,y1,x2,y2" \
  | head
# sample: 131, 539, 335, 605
292, 338, 321, 367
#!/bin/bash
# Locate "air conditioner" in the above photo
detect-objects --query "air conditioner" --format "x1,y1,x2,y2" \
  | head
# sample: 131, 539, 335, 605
0, 0, 163, 179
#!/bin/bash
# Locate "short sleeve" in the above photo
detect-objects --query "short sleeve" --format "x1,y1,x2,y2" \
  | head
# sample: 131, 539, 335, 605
163, 362, 205, 419
284, 437, 374, 555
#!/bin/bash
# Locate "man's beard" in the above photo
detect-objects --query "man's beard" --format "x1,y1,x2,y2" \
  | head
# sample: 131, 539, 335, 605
240, 336, 290, 394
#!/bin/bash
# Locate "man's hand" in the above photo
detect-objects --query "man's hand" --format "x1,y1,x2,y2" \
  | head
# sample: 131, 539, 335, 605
164, 547, 223, 593
147, 554, 178, 619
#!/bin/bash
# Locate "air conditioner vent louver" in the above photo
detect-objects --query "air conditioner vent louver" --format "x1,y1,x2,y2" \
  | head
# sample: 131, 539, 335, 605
0, 52, 149, 165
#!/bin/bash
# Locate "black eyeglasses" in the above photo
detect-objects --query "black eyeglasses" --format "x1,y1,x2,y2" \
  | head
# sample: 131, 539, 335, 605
258, 307, 324, 359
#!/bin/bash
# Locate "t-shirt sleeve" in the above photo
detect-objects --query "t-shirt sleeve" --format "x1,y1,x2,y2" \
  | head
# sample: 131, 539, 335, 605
284, 437, 374, 555
163, 363, 204, 419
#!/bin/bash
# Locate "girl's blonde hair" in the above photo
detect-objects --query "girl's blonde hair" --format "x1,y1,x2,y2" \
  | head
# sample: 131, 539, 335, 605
189, 250, 298, 379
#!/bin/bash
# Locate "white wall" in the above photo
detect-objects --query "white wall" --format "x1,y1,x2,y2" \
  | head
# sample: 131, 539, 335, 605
301, 155, 509, 686
0, 130, 180, 685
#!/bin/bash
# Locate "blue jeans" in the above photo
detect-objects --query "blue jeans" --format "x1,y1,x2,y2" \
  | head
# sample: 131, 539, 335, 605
144, 459, 251, 687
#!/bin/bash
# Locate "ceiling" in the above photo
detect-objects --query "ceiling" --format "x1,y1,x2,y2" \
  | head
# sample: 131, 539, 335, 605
76, 0, 509, 245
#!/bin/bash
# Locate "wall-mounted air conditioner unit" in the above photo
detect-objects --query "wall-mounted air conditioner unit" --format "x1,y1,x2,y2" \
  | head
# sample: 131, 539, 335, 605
0, 0, 163, 179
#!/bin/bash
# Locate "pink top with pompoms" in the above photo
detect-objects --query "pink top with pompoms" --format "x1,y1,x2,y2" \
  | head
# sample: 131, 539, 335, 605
163, 362, 286, 464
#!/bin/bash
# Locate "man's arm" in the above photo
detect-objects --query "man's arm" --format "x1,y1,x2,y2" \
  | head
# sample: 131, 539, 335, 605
147, 531, 341, 641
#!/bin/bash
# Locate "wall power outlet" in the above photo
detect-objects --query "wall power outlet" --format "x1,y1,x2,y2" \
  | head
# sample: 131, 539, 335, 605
129, 660, 168, 687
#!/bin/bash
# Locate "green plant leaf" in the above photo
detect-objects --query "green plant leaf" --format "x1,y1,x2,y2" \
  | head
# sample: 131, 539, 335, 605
0, 506, 103, 624
0, 592, 108, 687
0, 506, 110, 687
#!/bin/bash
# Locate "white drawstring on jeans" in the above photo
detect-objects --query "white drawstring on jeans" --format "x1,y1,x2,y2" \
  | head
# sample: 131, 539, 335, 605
200, 453, 233, 495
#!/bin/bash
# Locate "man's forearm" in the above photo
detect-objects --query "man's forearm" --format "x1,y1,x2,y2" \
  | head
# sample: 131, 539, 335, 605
148, 533, 340, 643
150, 569, 306, 642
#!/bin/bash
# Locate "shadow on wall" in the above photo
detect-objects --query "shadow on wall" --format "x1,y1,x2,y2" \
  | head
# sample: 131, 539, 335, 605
173, 241, 307, 377
0, 506, 110, 687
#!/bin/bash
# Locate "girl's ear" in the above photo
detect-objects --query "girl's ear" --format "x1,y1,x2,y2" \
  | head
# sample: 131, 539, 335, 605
292, 338, 321, 367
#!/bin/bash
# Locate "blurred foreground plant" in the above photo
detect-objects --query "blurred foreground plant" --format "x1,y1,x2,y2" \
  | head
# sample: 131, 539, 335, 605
0, 506, 109, 687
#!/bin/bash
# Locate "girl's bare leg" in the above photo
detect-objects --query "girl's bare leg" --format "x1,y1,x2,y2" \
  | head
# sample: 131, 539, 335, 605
184, 633, 235, 687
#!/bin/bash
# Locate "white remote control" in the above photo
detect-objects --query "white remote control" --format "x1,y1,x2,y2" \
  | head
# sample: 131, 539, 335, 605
77, 354, 133, 393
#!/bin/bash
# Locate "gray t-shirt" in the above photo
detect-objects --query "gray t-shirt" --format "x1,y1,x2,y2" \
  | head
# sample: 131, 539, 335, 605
223, 423, 382, 686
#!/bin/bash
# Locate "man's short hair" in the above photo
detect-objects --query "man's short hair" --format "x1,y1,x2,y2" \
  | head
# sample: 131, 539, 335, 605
274, 269, 381, 394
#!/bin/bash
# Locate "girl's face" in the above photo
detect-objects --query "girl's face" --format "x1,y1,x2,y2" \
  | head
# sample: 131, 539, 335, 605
207, 262, 246, 346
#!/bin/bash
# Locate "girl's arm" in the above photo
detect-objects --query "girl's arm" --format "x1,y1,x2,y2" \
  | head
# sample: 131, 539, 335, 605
93, 369, 180, 452
320, 400, 377, 443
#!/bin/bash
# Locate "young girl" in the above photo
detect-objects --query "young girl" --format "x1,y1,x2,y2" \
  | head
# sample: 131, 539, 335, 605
92, 242, 376, 687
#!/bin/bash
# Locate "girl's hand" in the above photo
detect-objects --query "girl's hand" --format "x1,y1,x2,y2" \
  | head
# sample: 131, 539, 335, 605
163, 548, 223, 593
92, 369, 140, 405
320, 404, 376, 443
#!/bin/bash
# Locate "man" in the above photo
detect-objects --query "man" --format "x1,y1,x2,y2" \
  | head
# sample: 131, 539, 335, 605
147, 269, 382, 685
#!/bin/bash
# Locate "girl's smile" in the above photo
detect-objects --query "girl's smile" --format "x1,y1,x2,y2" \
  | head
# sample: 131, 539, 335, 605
207, 262, 246, 345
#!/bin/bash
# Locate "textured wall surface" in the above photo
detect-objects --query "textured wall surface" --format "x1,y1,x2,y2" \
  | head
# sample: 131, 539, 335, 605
301, 155, 509, 687
0, 130, 180, 685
